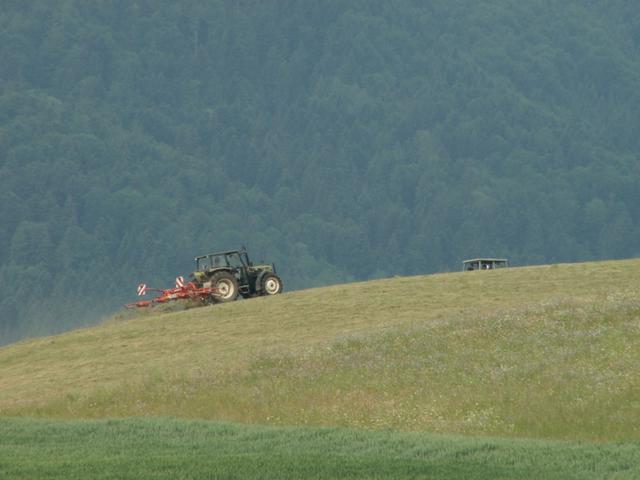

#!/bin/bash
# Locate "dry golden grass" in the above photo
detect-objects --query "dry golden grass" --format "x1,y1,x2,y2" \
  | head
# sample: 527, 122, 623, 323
1, 259, 639, 441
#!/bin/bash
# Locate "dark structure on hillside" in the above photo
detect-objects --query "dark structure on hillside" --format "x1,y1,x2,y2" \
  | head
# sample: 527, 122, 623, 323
463, 258, 509, 271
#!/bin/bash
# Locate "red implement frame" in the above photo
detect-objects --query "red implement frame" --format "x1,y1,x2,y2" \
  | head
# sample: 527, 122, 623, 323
125, 278, 220, 308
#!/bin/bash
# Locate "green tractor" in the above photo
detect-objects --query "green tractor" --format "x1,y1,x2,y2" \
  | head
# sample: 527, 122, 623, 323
190, 248, 283, 302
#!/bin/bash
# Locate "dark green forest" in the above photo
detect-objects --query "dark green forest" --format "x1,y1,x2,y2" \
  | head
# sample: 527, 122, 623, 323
1, 0, 640, 343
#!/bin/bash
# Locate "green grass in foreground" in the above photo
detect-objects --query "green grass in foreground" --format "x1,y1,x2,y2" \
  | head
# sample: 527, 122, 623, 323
1, 418, 639, 480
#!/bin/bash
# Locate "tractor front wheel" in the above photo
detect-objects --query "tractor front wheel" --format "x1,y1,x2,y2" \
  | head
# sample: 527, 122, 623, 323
210, 271, 239, 302
261, 273, 283, 296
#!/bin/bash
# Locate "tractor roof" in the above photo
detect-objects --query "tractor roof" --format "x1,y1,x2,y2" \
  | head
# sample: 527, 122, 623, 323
194, 249, 247, 261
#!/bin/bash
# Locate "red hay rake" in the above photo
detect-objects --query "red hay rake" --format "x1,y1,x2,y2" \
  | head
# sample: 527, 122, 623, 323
125, 276, 220, 308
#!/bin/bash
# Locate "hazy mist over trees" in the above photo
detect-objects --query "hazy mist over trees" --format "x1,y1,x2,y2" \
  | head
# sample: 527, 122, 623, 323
1, 0, 640, 343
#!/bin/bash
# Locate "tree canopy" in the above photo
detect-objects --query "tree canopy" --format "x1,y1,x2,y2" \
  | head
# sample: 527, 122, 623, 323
1, 0, 639, 342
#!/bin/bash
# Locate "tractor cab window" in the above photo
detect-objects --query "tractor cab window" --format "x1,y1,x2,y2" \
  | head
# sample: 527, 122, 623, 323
226, 253, 246, 269
211, 255, 227, 268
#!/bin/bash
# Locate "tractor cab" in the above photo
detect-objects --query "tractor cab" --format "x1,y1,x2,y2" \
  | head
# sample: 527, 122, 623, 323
195, 250, 251, 271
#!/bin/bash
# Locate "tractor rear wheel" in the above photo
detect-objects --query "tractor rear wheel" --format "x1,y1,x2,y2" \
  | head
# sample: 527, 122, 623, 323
261, 273, 283, 296
210, 271, 239, 302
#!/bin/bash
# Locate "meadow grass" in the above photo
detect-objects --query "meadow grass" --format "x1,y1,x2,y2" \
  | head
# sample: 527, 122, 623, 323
2, 417, 639, 480
1, 259, 639, 442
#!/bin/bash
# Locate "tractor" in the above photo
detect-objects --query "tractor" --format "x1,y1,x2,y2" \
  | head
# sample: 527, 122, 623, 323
190, 248, 283, 302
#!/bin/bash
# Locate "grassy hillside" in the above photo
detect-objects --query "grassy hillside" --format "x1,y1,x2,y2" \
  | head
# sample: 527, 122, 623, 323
3, 418, 640, 480
1, 259, 639, 442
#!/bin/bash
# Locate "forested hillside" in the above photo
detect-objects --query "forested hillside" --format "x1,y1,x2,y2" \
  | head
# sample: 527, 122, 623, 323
1, 0, 640, 343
